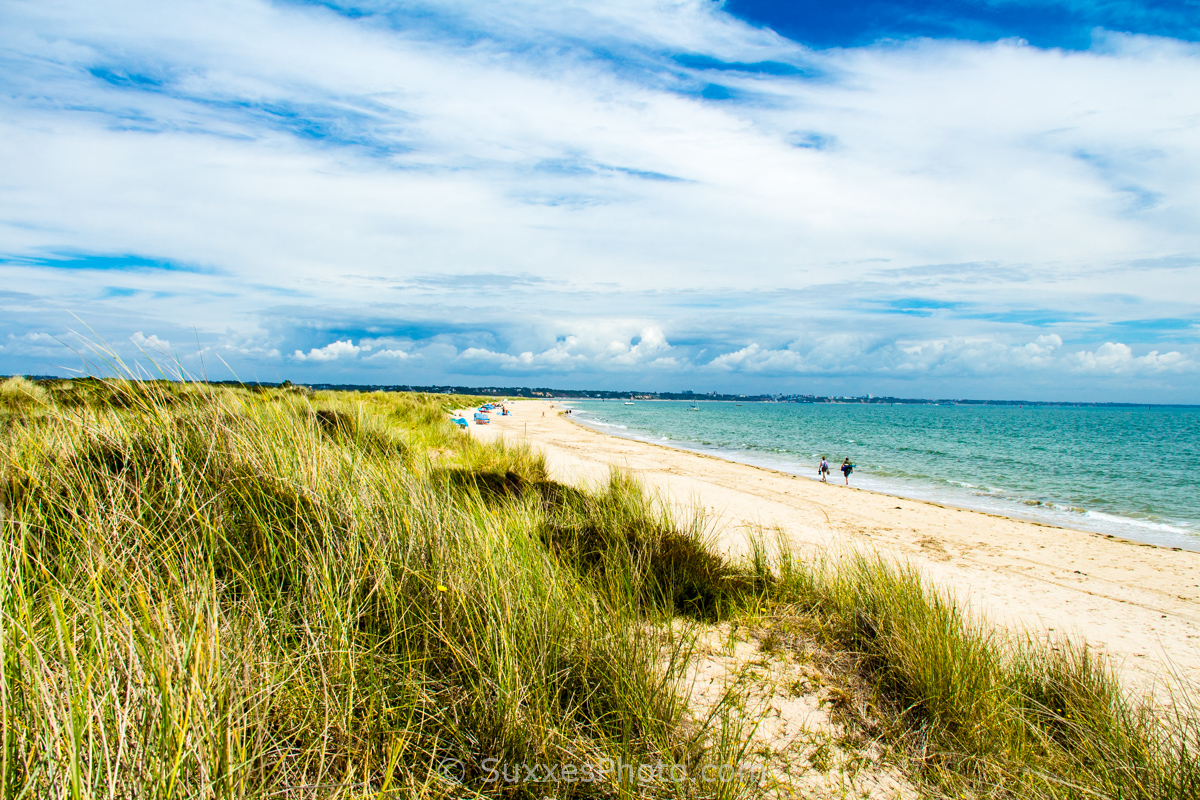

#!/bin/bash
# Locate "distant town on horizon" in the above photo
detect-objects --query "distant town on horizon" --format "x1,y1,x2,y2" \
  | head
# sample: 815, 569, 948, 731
11, 375, 1189, 409
300, 384, 1200, 408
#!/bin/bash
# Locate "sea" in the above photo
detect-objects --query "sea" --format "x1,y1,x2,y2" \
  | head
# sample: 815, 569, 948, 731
560, 399, 1200, 552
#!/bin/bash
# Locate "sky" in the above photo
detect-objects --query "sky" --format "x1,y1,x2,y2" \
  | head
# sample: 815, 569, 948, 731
1, 0, 1198, 402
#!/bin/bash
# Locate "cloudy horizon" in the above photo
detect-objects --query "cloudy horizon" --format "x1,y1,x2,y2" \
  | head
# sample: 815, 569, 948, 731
2, 0, 1198, 403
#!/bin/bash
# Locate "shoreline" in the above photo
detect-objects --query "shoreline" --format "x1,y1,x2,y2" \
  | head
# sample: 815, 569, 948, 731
564, 409, 1197, 555
472, 399, 1200, 693
567, 412, 1175, 554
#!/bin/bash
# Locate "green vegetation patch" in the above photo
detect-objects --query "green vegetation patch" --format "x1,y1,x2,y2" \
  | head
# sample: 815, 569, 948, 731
766, 551, 1200, 798
0, 379, 757, 799
1, 376, 1196, 799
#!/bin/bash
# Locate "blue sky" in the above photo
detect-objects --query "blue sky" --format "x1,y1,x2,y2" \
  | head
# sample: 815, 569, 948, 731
1, 0, 1198, 401
727, 0, 1200, 49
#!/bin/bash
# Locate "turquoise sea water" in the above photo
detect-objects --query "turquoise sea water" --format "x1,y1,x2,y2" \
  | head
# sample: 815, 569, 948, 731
563, 400, 1200, 551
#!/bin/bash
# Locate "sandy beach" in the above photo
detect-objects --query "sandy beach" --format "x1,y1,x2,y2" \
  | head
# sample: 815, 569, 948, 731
469, 400, 1200, 692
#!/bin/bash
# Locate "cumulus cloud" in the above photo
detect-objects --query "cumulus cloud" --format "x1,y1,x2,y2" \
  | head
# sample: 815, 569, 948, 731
215, 338, 282, 359
365, 348, 411, 361
292, 340, 362, 362
702, 333, 1193, 379
602, 326, 675, 366
11, 332, 58, 343
1067, 342, 1194, 374
458, 345, 587, 371
1013, 334, 1063, 366
443, 326, 1109, 381
130, 331, 171, 351
453, 323, 679, 372
892, 336, 1066, 375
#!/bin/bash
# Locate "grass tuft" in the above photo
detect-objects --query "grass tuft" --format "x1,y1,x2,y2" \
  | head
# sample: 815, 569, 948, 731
772, 550, 1200, 798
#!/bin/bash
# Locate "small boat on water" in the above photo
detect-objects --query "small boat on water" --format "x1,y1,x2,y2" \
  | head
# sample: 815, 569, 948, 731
624, 401, 634, 405
686, 404, 699, 411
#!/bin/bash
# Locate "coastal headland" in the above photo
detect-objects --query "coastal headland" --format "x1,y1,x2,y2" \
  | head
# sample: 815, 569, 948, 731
474, 400, 1200, 691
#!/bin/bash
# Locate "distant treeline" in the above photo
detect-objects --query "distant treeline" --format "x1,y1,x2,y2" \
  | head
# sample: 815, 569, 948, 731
7, 375, 1194, 408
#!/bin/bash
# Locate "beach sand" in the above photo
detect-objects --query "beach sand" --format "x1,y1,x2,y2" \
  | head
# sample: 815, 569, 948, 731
470, 400, 1200, 692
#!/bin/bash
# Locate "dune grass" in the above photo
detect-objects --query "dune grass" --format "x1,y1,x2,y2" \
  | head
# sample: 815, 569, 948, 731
0, 378, 762, 799
1, 375, 1196, 799
770, 550, 1200, 798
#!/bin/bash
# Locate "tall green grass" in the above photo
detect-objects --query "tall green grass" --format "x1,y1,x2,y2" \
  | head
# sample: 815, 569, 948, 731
0, 378, 755, 798
2, 375, 1196, 799
773, 550, 1200, 798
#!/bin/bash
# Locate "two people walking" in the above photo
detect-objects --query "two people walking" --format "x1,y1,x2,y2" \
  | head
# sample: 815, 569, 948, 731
818, 456, 854, 485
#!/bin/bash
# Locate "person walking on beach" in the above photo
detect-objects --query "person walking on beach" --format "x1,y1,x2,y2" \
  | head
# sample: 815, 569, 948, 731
841, 457, 853, 485
818, 457, 830, 482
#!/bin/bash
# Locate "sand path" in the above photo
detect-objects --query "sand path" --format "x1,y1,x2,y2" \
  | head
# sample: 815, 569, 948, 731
468, 401, 1200, 692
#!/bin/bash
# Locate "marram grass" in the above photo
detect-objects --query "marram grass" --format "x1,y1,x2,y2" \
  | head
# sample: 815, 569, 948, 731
771, 548, 1200, 798
1, 376, 1197, 799
0, 379, 758, 799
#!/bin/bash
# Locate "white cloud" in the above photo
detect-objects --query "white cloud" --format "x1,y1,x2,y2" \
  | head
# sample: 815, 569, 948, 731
0, 0, 1197, 399
1067, 342, 1194, 374
1, 331, 73, 358
4, 0, 1198, 293
458, 345, 586, 370
130, 331, 171, 351
453, 322, 679, 372
181, 334, 282, 363
365, 348, 411, 361
9, 332, 59, 345
6, 331, 59, 347
709, 343, 797, 372
601, 326, 673, 366
708, 335, 889, 374
1012, 334, 1063, 366
292, 340, 361, 362
703, 333, 1195, 379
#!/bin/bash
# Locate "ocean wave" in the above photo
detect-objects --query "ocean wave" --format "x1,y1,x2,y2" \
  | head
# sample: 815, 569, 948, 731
1083, 510, 1194, 535
589, 421, 628, 430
